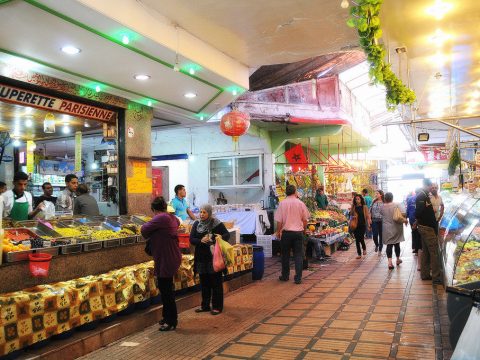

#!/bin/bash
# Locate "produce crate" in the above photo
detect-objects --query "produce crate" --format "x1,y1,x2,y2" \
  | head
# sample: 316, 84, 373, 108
120, 236, 136, 246
103, 238, 121, 248
60, 243, 83, 254
83, 241, 103, 252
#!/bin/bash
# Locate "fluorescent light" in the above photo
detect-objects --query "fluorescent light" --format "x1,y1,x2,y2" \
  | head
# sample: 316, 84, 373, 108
426, 0, 453, 20
430, 29, 451, 46
147, 100, 152, 106
189, 68, 195, 75
184, 92, 197, 98
25, 118, 33, 128
13, 139, 21, 147
200, 115, 204, 120
95, 85, 101, 92
134, 74, 150, 81
25, 107, 33, 114
62, 125, 71, 134
84, 121, 91, 128
61, 45, 81, 55
122, 35, 130, 45
232, 89, 238, 96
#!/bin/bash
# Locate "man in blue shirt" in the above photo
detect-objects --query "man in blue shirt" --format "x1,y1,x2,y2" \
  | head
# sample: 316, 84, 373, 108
171, 184, 195, 221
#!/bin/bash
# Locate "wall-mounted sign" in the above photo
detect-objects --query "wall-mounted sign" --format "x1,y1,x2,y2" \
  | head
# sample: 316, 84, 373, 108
127, 161, 152, 194
0, 83, 116, 122
127, 126, 135, 138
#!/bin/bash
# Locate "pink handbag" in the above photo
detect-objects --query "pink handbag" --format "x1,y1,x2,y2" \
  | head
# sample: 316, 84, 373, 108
213, 239, 226, 272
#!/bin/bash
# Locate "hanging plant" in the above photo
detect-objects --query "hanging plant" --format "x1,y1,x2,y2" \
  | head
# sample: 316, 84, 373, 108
346, 0, 416, 108
448, 144, 460, 176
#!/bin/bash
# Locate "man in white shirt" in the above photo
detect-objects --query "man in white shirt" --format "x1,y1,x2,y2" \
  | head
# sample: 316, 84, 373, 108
3, 172, 44, 221
57, 174, 78, 211
430, 184, 444, 222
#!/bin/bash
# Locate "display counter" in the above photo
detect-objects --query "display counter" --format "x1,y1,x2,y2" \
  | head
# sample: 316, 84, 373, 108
439, 191, 480, 347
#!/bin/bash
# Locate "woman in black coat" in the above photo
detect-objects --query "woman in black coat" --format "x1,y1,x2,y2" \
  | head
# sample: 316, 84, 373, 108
190, 204, 230, 315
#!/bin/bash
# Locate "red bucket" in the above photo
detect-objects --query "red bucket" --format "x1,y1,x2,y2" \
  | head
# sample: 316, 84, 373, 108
29, 253, 52, 277
178, 234, 190, 248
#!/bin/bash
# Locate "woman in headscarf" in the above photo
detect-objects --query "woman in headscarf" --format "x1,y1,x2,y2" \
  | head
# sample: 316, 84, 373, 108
190, 204, 230, 315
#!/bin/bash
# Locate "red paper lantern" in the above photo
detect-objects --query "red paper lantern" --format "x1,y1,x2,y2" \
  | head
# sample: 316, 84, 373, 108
220, 110, 250, 144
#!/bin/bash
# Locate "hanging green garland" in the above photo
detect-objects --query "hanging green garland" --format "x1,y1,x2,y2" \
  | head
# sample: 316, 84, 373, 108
448, 144, 460, 176
346, 0, 416, 108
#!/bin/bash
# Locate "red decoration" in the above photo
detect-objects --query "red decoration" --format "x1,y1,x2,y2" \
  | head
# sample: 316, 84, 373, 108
284, 144, 307, 172
220, 110, 250, 143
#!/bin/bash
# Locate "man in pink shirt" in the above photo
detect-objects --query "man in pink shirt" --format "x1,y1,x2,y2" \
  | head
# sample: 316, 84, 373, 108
275, 184, 310, 284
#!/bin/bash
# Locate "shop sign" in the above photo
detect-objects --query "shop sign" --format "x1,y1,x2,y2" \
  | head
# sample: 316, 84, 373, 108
0, 83, 116, 122
75, 132, 82, 172
127, 126, 134, 138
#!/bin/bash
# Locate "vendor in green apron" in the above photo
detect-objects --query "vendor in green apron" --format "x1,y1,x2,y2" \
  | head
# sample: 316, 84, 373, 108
2, 172, 44, 221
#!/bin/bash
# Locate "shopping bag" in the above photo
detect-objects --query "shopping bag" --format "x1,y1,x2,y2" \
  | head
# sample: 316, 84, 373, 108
216, 234, 234, 266
213, 238, 226, 272
393, 206, 406, 224
349, 215, 358, 232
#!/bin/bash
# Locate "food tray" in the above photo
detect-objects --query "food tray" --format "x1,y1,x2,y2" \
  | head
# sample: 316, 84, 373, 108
83, 241, 103, 252
5, 228, 39, 244
4, 249, 34, 262
103, 238, 121, 248
60, 243, 83, 254
35, 247, 59, 257
120, 236, 136, 246
131, 215, 149, 225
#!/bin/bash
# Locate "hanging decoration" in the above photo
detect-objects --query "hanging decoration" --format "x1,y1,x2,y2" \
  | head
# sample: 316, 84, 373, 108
346, 0, 416, 107
284, 144, 308, 172
220, 109, 250, 147
448, 143, 460, 176
43, 113, 56, 133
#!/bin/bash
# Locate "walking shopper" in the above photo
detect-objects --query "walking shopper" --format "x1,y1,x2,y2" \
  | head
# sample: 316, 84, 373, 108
362, 189, 373, 238
415, 179, 442, 284
190, 204, 230, 315
406, 189, 422, 255
141, 197, 181, 331
381, 192, 407, 270
350, 194, 371, 259
275, 184, 310, 284
370, 190, 384, 254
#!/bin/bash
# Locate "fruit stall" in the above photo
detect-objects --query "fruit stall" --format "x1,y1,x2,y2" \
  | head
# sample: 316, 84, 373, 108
0, 215, 253, 356
438, 192, 480, 348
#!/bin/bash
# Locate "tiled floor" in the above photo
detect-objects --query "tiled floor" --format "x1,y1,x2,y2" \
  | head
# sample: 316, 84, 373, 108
81, 235, 452, 360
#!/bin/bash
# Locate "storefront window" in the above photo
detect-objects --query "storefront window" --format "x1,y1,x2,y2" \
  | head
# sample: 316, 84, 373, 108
209, 155, 262, 188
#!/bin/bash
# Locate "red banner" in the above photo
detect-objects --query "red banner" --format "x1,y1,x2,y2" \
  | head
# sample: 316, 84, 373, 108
285, 144, 307, 172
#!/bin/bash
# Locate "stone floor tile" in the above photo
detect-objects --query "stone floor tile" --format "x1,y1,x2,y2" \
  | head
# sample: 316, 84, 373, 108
273, 335, 311, 349
221, 343, 262, 358
329, 319, 362, 330
358, 330, 394, 344
396, 344, 436, 359
302, 351, 343, 360
352, 342, 392, 358
258, 347, 301, 359
252, 324, 287, 334
311, 338, 350, 353
237, 333, 276, 345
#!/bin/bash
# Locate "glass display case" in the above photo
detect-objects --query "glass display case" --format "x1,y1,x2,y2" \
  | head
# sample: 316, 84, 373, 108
441, 195, 480, 286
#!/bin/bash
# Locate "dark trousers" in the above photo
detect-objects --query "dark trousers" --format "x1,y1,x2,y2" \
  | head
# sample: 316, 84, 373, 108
354, 226, 366, 256
386, 243, 400, 258
418, 225, 442, 282
412, 228, 422, 251
371, 220, 383, 252
157, 277, 177, 326
280, 231, 304, 281
199, 272, 223, 311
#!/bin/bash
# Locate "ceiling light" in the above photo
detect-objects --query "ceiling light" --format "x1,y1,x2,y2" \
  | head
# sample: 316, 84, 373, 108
62, 125, 71, 134
232, 89, 238, 96
184, 92, 197, 98
426, 0, 453, 20
466, 108, 474, 115
430, 29, 451, 46
84, 121, 90, 128
95, 85, 101, 92
468, 100, 479, 108
431, 52, 448, 66
134, 74, 150, 81
147, 100, 152, 106
25, 107, 33, 114
25, 118, 33, 128
200, 115, 204, 120
91, 162, 98, 170
12, 138, 21, 147
471, 90, 480, 99
189, 68, 195, 75
122, 35, 130, 45
61, 45, 81, 55
340, 0, 349, 9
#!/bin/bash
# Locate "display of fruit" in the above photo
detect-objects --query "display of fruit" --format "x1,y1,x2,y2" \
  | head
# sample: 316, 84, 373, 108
119, 228, 136, 236
2, 237, 30, 253
53, 227, 86, 238
4, 229, 34, 242
121, 224, 141, 235
308, 225, 316, 232
91, 230, 122, 241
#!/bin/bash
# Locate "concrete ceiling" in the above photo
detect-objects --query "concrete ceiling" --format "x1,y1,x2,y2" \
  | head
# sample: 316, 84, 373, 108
139, 0, 360, 68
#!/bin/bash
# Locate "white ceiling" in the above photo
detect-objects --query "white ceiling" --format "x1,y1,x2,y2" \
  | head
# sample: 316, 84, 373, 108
139, 0, 360, 68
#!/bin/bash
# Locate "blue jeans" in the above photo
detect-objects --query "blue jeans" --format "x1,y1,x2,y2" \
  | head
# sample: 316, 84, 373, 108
308, 237, 325, 259
371, 220, 383, 252
280, 231, 304, 281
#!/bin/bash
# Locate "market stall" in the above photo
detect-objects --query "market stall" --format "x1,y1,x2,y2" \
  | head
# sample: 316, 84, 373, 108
438, 191, 480, 348
213, 204, 270, 235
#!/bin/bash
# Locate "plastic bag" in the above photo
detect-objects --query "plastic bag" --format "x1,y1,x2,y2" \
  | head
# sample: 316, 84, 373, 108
213, 238, 226, 272
216, 234, 234, 266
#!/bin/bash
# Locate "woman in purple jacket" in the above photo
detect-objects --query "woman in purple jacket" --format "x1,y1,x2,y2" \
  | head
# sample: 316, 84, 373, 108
141, 197, 181, 331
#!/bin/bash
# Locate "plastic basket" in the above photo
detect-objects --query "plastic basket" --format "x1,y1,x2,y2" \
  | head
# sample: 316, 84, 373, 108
178, 233, 190, 248
28, 253, 52, 277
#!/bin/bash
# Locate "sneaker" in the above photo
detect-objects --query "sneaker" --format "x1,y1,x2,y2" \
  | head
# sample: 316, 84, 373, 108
278, 276, 289, 282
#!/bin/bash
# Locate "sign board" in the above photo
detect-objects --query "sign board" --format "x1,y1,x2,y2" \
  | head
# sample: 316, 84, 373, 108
0, 83, 116, 122
39, 160, 74, 176
127, 161, 153, 194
